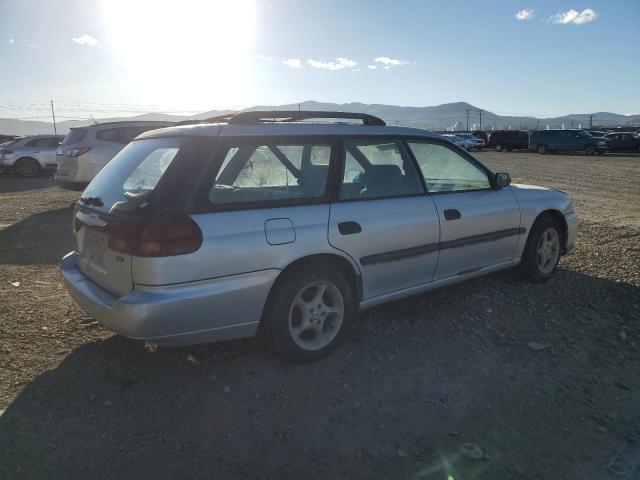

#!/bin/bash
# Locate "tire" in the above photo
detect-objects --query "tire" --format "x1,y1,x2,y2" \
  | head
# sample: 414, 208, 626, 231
495, 144, 503, 152
262, 266, 354, 361
637, 145, 640, 153
506, 147, 513, 152
596, 150, 605, 155
536, 144, 548, 154
14, 157, 41, 178
519, 216, 562, 283
585, 144, 596, 155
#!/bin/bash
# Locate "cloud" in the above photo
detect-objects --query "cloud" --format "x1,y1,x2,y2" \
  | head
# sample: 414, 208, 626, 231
72, 34, 99, 47
515, 9, 534, 20
8, 38, 15, 44
373, 56, 409, 67
307, 57, 357, 70
351, 68, 360, 72
256, 54, 273, 61
282, 58, 302, 68
368, 65, 377, 70
549, 8, 598, 25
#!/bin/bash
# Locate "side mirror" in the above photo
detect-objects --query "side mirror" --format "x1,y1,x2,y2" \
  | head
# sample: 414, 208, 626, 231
495, 172, 511, 188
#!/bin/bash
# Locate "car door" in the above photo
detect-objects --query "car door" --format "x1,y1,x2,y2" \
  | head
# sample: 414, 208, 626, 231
619, 134, 634, 151
328, 138, 440, 300
406, 140, 521, 281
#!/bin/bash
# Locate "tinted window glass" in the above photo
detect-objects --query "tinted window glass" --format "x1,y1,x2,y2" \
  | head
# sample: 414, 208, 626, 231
96, 127, 129, 143
62, 128, 88, 146
48, 137, 62, 147
81, 138, 181, 214
408, 142, 490, 193
339, 141, 423, 199
25, 137, 58, 148
208, 143, 331, 205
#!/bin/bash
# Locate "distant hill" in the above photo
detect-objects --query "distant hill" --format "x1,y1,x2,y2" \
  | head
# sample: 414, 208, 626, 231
2, 101, 638, 136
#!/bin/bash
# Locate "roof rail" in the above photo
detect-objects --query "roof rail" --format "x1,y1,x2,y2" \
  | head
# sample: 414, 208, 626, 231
227, 110, 386, 126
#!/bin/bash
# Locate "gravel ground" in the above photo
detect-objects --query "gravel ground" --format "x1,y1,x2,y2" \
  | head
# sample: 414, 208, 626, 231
0, 151, 639, 479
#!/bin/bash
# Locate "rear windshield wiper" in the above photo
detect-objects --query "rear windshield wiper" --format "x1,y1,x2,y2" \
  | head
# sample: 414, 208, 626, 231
78, 196, 104, 207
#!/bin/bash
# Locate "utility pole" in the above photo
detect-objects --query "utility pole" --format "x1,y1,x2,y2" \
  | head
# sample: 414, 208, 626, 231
465, 109, 471, 132
477, 109, 483, 131
50, 100, 57, 135
589, 115, 593, 129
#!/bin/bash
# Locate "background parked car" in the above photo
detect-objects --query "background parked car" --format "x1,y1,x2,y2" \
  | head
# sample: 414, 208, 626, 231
488, 130, 530, 152
457, 133, 485, 149
442, 134, 475, 150
605, 132, 640, 152
529, 129, 608, 155
0, 134, 64, 177
471, 130, 489, 145
586, 131, 606, 137
55, 120, 174, 190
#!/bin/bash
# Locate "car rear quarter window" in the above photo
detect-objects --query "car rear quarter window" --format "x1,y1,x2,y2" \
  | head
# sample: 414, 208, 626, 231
207, 142, 332, 205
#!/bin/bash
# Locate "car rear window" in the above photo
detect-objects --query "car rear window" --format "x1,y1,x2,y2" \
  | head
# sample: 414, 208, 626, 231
62, 128, 88, 146
80, 138, 181, 214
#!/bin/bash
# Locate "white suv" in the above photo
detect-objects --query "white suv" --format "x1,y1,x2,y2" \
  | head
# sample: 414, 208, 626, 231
0, 135, 65, 177
55, 121, 173, 190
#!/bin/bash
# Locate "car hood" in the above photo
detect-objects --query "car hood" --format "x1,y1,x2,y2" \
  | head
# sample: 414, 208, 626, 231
510, 183, 574, 213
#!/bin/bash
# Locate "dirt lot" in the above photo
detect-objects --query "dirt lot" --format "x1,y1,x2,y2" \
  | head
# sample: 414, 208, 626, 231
1, 151, 639, 479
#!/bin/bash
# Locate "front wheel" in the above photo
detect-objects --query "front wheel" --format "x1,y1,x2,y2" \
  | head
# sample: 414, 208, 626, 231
495, 144, 504, 152
537, 144, 548, 154
263, 267, 354, 361
585, 144, 596, 155
520, 217, 562, 283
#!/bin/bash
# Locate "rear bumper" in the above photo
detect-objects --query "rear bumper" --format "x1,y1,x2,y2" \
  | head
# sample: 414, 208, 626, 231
55, 154, 97, 184
564, 212, 578, 253
60, 252, 279, 346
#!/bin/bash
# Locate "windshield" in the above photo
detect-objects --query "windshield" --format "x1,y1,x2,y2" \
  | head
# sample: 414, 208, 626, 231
80, 138, 180, 213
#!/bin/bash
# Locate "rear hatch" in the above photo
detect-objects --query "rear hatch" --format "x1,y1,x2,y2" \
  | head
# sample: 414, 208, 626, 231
57, 127, 90, 176
73, 138, 182, 295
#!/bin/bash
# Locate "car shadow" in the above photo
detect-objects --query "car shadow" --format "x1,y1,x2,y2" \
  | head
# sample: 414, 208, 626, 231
0, 174, 57, 194
0, 268, 638, 479
0, 206, 73, 265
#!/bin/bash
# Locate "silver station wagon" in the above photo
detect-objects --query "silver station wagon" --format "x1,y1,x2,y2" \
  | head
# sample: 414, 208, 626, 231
60, 111, 578, 360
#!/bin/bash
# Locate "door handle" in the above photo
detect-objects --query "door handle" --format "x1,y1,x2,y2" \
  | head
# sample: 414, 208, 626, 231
443, 209, 461, 220
338, 221, 362, 235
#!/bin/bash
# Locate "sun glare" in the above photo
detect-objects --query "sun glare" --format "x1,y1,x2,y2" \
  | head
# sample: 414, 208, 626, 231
101, 0, 256, 110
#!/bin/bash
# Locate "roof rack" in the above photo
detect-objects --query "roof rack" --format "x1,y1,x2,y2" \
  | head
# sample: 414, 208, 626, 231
227, 110, 386, 126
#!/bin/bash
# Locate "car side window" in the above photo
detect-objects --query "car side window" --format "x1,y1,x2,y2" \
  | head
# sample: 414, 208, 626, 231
208, 143, 331, 205
339, 140, 423, 199
408, 141, 491, 193
25, 138, 50, 148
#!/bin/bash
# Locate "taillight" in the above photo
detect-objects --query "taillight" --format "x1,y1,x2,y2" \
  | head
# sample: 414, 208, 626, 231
0, 149, 12, 154
107, 212, 203, 257
66, 147, 92, 157
74, 208, 203, 257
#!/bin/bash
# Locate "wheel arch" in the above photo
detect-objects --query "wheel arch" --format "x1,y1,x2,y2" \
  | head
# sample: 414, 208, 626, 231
530, 209, 568, 252
264, 253, 362, 316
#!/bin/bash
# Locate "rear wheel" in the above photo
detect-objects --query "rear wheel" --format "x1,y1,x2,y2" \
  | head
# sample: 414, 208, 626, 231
495, 144, 504, 152
520, 216, 562, 283
585, 144, 596, 155
537, 144, 548, 154
263, 266, 354, 361
15, 157, 40, 178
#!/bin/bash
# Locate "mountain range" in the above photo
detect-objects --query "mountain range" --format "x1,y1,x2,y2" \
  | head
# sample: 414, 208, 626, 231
2, 101, 639, 136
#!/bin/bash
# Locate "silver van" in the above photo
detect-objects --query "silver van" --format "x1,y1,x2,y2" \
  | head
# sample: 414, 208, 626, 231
60, 111, 577, 360
55, 121, 173, 189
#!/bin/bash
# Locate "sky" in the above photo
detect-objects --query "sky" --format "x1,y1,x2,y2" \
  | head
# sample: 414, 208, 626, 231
0, 0, 638, 121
